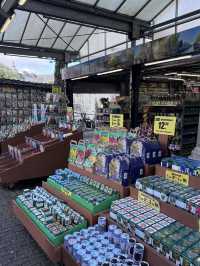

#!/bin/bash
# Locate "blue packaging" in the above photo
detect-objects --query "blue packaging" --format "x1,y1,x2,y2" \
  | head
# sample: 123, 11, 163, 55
129, 156, 144, 184
108, 154, 130, 187
95, 152, 113, 177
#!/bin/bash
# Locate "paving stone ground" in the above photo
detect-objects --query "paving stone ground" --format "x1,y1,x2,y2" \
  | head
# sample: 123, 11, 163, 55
0, 178, 56, 266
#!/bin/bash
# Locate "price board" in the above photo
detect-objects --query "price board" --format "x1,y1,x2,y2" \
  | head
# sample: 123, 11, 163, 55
166, 169, 189, 186
110, 114, 124, 128
154, 116, 176, 136
61, 187, 72, 197
138, 191, 160, 212
52, 86, 62, 94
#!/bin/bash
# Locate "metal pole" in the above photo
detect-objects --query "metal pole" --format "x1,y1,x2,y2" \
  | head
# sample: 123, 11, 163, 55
130, 64, 142, 128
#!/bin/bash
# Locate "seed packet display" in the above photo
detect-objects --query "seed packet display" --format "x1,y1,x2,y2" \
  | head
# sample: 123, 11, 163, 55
68, 140, 78, 164
75, 140, 86, 168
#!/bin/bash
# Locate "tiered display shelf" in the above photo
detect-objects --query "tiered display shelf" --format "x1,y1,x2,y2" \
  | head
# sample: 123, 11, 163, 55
68, 163, 130, 198
156, 164, 200, 189
12, 200, 62, 263
130, 186, 200, 231
42, 181, 107, 225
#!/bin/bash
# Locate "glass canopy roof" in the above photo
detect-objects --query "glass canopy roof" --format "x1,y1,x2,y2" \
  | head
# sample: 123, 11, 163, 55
0, 0, 173, 55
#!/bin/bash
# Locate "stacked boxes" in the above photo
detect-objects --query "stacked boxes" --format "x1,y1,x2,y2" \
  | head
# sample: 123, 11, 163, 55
161, 156, 200, 176
48, 168, 119, 213
16, 187, 87, 246
109, 197, 200, 266
136, 176, 200, 216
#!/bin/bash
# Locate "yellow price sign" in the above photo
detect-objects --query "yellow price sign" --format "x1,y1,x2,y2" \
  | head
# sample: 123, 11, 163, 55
166, 169, 189, 186
110, 114, 124, 128
138, 191, 160, 212
61, 188, 72, 197
52, 86, 62, 94
154, 116, 176, 136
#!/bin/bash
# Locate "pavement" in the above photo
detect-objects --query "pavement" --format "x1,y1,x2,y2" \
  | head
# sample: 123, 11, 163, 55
0, 178, 55, 266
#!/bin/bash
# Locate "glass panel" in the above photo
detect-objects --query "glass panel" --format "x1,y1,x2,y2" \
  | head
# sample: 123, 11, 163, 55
178, 0, 200, 16
89, 51, 105, 60
22, 13, 47, 46
177, 18, 200, 32
37, 20, 64, 48
154, 27, 175, 39
97, 0, 124, 11
3, 10, 29, 43
88, 29, 105, 54
80, 41, 89, 57
154, 1, 175, 24
69, 26, 94, 51
106, 32, 127, 48
106, 43, 126, 55
53, 23, 80, 50
136, 0, 171, 21
118, 0, 149, 16
75, 0, 97, 5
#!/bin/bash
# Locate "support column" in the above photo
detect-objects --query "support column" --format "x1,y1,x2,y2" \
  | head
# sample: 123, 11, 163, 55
54, 60, 65, 91
129, 64, 142, 128
65, 80, 73, 107
190, 113, 200, 160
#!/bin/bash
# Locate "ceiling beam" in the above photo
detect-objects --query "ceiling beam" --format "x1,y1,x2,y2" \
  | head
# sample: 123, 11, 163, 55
0, 41, 78, 60
18, 0, 150, 39
1, 0, 18, 13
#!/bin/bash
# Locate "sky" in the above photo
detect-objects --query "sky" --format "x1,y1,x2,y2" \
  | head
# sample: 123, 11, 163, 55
0, 54, 55, 75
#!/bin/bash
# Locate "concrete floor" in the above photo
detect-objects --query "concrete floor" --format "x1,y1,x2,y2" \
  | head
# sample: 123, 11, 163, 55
0, 178, 55, 266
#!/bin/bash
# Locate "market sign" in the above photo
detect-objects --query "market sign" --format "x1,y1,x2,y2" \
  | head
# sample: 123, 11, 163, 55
138, 191, 160, 212
52, 86, 62, 94
110, 114, 124, 128
154, 116, 176, 136
166, 169, 189, 186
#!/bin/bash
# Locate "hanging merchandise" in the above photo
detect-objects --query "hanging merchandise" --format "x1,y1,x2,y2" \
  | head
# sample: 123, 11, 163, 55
68, 140, 78, 164
83, 143, 97, 172
95, 151, 113, 177
15, 187, 87, 246
75, 140, 86, 168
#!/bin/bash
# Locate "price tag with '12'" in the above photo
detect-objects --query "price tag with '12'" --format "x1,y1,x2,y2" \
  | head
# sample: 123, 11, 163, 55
154, 116, 176, 136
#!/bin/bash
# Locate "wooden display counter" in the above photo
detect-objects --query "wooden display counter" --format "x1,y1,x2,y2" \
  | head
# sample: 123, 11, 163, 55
43, 181, 107, 225
130, 186, 200, 231
68, 163, 130, 198
108, 217, 175, 266
0, 131, 82, 186
156, 164, 200, 189
0, 123, 44, 154
12, 200, 62, 263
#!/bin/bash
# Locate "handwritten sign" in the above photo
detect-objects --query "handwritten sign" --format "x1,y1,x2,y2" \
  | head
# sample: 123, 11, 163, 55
138, 191, 160, 212
166, 169, 189, 186
110, 114, 124, 128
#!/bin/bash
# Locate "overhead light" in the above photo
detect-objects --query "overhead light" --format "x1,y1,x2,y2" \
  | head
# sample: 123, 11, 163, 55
177, 73, 200, 78
144, 55, 192, 66
71, 75, 89, 81
0, 13, 15, 33
168, 78, 185, 81
97, 68, 123, 76
165, 72, 177, 76
18, 0, 28, 5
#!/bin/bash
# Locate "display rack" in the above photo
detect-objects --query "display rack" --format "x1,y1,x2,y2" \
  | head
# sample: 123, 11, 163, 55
61, 217, 175, 266
0, 123, 44, 154
108, 217, 175, 266
0, 131, 82, 186
130, 186, 200, 231
145, 102, 200, 155
42, 181, 107, 225
12, 201, 62, 263
68, 163, 130, 198
156, 164, 200, 189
